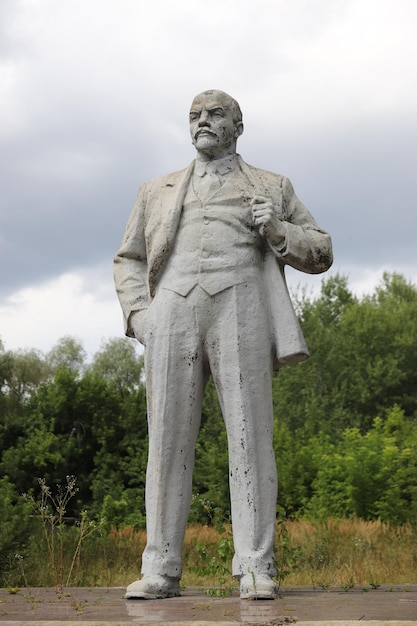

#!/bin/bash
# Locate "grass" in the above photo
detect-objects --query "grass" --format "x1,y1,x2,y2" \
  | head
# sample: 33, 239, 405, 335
3, 519, 417, 590
275, 518, 417, 587
181, 519, 417, 590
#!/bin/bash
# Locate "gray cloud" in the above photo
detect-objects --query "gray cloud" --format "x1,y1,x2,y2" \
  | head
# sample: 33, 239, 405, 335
2, 103, 416, 299
1, 0, 417, 346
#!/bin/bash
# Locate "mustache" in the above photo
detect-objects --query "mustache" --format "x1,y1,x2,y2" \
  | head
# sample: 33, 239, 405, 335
194, 128, 217, 139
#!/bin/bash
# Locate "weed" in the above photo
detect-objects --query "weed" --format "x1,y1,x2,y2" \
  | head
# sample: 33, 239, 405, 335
66, 510, 103, 586
317, 581, 331, 589
23, 476, 77, 593
189, 497, 236, 596
71, 598, 89, 612
22, 476, 103, 594
342, 576, 355, 592
13, 553, 30, 592
193, 534, 235, 596
274, 516, 302, 589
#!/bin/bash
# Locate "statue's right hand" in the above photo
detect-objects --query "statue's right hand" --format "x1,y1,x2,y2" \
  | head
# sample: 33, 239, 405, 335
130, 309, 148, 345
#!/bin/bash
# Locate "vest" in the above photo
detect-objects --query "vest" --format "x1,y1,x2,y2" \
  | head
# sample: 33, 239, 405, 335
158, 170, 264, 296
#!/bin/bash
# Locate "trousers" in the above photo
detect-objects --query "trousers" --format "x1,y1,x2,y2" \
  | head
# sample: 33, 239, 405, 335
141, 279, 278, 579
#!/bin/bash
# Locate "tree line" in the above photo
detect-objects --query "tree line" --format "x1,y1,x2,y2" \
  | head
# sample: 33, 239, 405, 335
1, 272, 417, 567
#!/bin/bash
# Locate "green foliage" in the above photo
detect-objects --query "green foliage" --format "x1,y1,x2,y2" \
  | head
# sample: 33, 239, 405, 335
89, 338, 144, 395
1, 271, 417, 573
0, 477, 33, 585
47, 336, 87, 374
191, 379, 230, 521
189, 502, 235, 596
305, 406, 417, 522
274, 517, 302, 588
274, 273, 417, 436
0, 336, 147, 526
274, 273, 417, 519
274, 423, 332, 518
193, 533, 235, 596
0, 346, 49, 418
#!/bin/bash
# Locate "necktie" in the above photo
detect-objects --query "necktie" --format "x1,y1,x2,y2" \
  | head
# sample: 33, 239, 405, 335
194, 164, 221, 202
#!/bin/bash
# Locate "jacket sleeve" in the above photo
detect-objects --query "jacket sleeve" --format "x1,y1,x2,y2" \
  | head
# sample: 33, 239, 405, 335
267, 176, 333, 274
113, 183, 150, 336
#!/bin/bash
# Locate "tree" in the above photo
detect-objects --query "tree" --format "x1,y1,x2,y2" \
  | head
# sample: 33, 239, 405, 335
86, 339, 148, 525
305, 406, 417, 522
1, 270, 417, 531
0, 347, 48, 414
89, 337, 144, 397
0, 477, 33, 583
47, 336, 86, 375
273, 273, 417, 437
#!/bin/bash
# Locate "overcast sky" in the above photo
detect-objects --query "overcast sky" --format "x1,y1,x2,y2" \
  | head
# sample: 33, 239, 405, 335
1, 0, 416, 358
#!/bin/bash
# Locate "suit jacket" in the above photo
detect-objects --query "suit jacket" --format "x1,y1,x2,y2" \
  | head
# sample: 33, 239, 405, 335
114, 155, 333, 368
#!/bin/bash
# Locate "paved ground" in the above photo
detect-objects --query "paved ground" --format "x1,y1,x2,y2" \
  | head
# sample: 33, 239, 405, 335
0, 585, 416, 625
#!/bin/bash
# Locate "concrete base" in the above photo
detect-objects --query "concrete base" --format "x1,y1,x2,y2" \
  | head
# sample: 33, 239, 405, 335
0, 585, 416, 624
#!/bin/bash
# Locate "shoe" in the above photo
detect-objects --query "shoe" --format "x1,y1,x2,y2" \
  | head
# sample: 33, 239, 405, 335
240, 573, 278, 600
125, 574, 180, 599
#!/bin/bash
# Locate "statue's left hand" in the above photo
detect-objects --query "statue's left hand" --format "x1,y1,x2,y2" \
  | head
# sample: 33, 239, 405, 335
250, 196, 285, 244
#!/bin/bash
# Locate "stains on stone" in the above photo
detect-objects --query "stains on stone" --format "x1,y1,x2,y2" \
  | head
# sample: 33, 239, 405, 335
314, 246, 332, 269
184, 351, 199, 367
304, 246, 333, 272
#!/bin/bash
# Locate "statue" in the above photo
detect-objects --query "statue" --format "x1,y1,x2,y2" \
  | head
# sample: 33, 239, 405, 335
114, 90, 333, 599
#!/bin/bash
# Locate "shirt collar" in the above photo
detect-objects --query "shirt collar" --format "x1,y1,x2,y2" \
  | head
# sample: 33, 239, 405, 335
194, 154, 239, 177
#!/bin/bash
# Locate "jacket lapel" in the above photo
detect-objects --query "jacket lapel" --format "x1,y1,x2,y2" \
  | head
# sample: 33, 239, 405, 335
147, 162, 195, 295
163, 161, 195, 240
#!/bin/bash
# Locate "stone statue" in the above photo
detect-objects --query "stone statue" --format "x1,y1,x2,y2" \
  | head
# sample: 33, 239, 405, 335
114, 89, 333, 600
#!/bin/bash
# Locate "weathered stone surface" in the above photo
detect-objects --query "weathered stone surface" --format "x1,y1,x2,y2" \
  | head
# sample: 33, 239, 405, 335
1, 585, 417, 623
113, 90, 333, 598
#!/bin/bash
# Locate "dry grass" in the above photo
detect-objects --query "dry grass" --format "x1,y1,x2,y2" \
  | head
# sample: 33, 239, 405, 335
182, 519, 417, 588
278, 518, 417, 587
8, 519, 417, 589
104, 519, 417, 589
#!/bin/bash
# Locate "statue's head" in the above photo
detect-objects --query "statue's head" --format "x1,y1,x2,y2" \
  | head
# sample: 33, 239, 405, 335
189, 89, 244, 160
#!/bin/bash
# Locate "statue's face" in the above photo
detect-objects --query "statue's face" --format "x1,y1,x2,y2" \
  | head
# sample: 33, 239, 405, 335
189, 91, 241, 159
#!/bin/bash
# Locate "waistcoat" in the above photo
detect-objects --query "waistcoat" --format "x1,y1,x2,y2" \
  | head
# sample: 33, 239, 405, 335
158, 170, 264, 296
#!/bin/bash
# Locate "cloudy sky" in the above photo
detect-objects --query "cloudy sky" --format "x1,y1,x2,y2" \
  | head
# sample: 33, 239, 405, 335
1, 0, 416, 359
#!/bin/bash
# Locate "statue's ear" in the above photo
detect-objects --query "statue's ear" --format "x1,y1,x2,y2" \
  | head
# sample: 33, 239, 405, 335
235, 122, 244, 138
